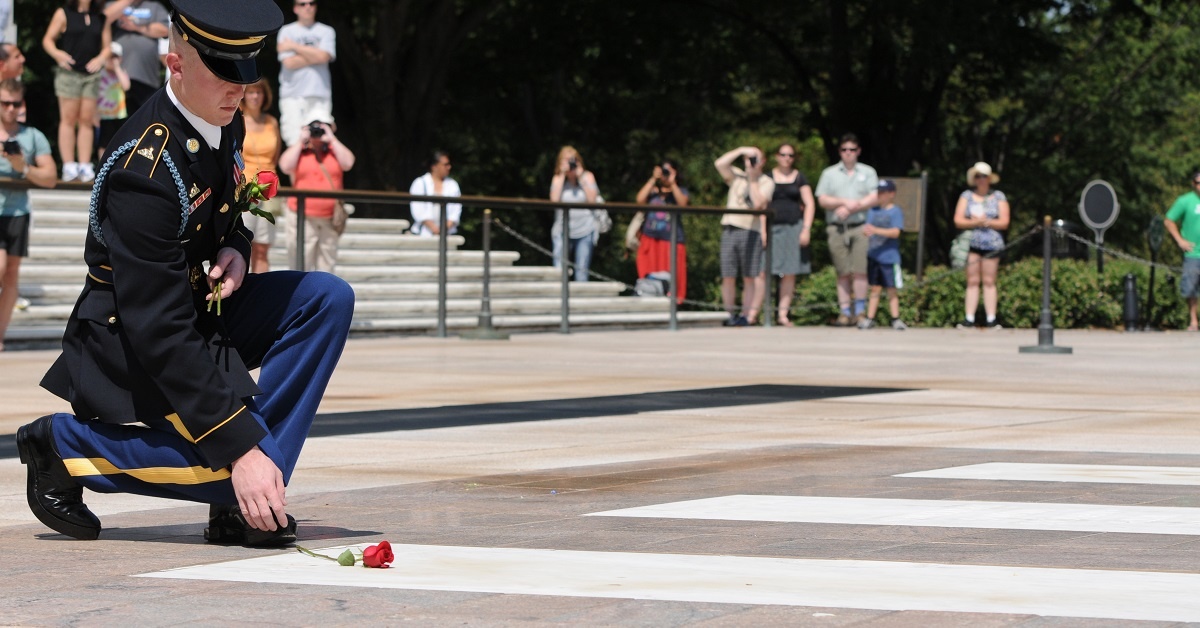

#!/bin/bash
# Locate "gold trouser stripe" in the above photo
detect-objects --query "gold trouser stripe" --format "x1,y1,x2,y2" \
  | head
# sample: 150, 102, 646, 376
63, 458, 231, 485
164, 412, 196, 443
195, 405, 246, 443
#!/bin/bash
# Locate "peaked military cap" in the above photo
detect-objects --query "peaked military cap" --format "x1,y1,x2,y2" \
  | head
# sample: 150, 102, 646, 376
169, 0, 284, 84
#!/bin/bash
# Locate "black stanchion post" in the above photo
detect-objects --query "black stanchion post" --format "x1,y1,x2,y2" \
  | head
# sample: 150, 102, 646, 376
1145, 216, 1164, 331
560, 209, 570, 334
461, 209, 509, 341
668, 209, 678, 331
1020, 216, 1072, 354
1123, 273, 1139, 332
437, 200, 448, 338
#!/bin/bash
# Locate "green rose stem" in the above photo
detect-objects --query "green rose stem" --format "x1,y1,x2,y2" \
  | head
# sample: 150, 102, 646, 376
206, 282, 223, 315
296, 545, 358, 566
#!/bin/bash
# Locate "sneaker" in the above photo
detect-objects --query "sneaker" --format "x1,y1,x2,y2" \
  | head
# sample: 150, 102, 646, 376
722, 314, 739, 327
892, 319, 908, 331
61, 162, 79, 182
857, 317, 876, 330
733, 315, 749, 327
986, 320, 1003, 329
78, 162, 95, 183
834, 313, 853, 327
955, 319, 975, 330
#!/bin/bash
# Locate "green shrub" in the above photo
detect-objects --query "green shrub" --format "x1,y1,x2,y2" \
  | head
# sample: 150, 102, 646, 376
776, 257, 1186, 329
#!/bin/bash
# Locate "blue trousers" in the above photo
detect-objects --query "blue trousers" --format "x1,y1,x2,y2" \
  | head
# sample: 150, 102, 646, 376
51, 271, 354, 504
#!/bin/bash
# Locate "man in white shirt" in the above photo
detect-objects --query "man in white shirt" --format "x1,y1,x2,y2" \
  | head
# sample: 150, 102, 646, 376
276, 0, 335, 146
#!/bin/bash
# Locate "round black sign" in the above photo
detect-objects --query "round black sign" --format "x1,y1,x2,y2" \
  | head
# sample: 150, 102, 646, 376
1079, 180, 1119, 232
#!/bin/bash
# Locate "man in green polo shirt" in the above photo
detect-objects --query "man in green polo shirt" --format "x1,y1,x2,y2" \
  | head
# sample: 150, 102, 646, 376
815, 133, 878, 326
1165, 171, 1200, 331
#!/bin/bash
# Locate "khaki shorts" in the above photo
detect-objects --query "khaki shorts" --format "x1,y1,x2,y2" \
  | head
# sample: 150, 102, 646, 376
826, 223, 869, 276
53, 67, 101, 100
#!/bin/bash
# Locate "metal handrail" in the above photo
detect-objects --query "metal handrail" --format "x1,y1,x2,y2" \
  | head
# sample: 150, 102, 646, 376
10, 179, 774, 336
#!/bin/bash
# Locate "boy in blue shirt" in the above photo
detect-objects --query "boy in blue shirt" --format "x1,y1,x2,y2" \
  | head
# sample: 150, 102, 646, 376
858, 179, 906, 330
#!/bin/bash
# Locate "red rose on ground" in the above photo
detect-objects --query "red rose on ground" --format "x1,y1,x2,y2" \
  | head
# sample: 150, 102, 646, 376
362, 541, 394, 568
256, 171, 279, 199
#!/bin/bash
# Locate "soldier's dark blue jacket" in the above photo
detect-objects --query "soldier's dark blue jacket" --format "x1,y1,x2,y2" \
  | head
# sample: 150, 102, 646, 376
41, 87, 265, 472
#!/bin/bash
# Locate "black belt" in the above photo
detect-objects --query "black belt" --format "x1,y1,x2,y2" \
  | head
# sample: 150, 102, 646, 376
833, 223, 865, 234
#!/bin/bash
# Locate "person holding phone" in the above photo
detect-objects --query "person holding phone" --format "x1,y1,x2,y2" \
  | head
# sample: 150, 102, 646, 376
0, 79, 57, 351
714, 146, 773, 326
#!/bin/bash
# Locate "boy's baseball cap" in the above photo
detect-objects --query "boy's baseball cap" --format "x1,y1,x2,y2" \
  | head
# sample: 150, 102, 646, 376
878, 179, 896, 192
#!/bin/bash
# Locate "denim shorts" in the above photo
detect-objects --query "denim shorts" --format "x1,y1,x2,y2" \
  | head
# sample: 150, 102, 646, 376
1181, 257, 1200, 299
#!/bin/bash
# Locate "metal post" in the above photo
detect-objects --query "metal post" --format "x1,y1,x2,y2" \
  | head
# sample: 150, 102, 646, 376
668, 209, 679, 331
1020, 216, 1072, 354
762, 211, 773, 328
294, 195, 306, 271
461, 209, 509, 340
437, 200, 448, 338
1096, 233, 1105, 275
1146, 252, 1158, 330
560, 208, 570, 334
916, 171, 928, 281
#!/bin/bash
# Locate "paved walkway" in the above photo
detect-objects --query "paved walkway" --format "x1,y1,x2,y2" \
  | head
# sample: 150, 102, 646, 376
2, 327, 1200, 625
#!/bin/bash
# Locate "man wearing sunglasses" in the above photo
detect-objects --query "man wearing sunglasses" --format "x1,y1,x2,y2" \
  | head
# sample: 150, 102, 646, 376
816, 133, 878, 326
0, 79, 56, 352
277, 0, 336, 147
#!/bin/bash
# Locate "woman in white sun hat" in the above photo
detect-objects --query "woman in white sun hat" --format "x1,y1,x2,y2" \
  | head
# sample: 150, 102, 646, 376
953, 161, 1010, 329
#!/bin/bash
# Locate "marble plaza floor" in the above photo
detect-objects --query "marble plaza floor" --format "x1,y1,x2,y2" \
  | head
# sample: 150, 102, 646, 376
2, 325, 1200, 626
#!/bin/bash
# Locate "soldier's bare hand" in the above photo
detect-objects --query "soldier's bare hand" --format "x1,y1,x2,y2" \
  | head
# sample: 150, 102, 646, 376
207, 247, 247, 299
230, 447, 287, 532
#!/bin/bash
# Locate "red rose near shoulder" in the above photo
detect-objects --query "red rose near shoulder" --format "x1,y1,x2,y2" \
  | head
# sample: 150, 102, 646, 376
362, 541, 394, 568
256, 171, 279, 199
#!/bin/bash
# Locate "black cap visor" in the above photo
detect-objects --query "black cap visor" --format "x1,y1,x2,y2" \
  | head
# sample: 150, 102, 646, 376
197, 53, 259, 85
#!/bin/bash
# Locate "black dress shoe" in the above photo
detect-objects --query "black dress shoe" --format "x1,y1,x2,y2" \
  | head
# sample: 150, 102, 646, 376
205, 504, 297, 547
16, 415, 102, 540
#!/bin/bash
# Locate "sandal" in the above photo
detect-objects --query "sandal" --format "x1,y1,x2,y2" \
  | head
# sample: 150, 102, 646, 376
777, 314, 794, 327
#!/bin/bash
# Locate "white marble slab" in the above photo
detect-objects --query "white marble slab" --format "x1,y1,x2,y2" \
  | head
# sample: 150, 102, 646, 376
138, 543, 1200, 622
587, 495, 1200, 535
895, 462, 1200, 486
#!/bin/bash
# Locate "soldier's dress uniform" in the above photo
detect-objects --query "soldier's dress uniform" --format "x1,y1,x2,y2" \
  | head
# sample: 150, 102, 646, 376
20, 0, 353, 539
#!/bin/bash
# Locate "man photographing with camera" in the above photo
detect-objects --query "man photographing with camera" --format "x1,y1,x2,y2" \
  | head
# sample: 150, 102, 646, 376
0, 78, 56, 351
279, 117, 355, 272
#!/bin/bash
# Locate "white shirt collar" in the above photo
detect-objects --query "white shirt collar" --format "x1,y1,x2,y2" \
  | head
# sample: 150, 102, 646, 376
166, 82, 222, 150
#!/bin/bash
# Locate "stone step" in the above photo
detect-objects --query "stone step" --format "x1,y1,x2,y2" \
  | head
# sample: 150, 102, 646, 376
17, 279, 629, 305
23, 245, 508, 267
350, 281, 625, 300
335, 265, 563, 283
30, 189, 90, 211
6, 310, 730, 346
353, 296, 669, 317
29, 227, 454, 250
11, 296, 668, 322
352, 311, 730, 332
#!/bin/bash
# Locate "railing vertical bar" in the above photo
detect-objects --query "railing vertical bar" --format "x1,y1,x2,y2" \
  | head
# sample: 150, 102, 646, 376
668, 209, 678, 331
437, 200, 448, 338
560, 208, 571, 334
